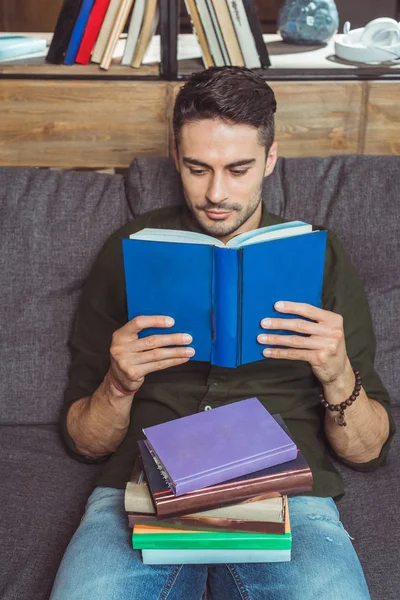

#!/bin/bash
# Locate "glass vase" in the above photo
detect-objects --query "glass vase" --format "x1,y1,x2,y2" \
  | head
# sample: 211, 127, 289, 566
278, 0, 339, 45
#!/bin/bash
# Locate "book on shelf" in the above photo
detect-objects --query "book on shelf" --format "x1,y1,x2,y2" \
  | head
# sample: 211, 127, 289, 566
64, 0, 97, 65
132, 497, 291, 550
47, 0, 84, 64
131, 0, 159, 69
137, 433, 312, 518
226, 0, 261, 69
210, 0, 244, 66
242, 0, 271, 67
142, 398, 298, 496
76, 0, 112, 64
193, 0, 224, 67
184, 0, 214, 68
122, 221, 327, 368
91, 0, 122, 64
0, 35, 47, 62
121, 0, 146, 66
100, 0, 135, 70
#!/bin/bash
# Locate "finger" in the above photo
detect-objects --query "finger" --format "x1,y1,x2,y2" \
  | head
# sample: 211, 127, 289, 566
257, 334, 336, 352
262, 347, 316, 361
124, 315, 176, 336
138, 356, 193, 377
131, 345, 196, 366
260, 317, 335, 337
135, 332, 193, 352
273, 301, 333, 323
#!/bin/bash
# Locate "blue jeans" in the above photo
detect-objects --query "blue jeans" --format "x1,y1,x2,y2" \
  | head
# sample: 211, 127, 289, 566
50, 487, 371, 600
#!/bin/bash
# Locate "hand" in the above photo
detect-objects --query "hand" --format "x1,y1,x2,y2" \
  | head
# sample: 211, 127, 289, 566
257, 301, 348, 385
109, 316, 195, 394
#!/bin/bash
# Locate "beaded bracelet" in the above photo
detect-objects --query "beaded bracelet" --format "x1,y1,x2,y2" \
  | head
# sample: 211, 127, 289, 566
320, 369, 362, 426
108, 367, 136, 396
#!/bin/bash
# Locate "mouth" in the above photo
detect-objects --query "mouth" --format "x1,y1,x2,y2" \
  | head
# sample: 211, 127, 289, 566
204, 210, 232, 220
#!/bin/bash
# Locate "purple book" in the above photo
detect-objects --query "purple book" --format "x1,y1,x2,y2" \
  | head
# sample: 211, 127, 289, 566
142, 397, 298, 496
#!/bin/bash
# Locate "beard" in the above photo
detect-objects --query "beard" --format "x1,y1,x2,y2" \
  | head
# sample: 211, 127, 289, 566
187, 186, 263, 238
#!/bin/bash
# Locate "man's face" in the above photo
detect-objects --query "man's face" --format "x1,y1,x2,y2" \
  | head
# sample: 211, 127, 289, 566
174, 119, 278, 243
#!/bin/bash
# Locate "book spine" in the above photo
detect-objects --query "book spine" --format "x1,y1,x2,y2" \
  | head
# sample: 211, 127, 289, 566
226, 0, 261, 69
128, 514, 285, 534
242, 0, 271, 68
184, 0, 214, 68
156, 469, 313, 518
211, 248, 239, 368
122, 0, 146, 66
64, 0, 96, 65
76, 0, 112, 64
195, 0, 224, 66
100, 0, 134, 70
46, 0, 84, 64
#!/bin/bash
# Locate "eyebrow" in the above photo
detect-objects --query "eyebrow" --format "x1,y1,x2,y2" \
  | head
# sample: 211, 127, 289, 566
183, 157, 256, 169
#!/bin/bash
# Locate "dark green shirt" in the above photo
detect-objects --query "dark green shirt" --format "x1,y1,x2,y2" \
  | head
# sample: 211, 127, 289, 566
61, 204, 395, 499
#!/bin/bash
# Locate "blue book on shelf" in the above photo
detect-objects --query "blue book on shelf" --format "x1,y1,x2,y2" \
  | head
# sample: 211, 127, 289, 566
122, 220, 327, 368
0, 35, 47, 62
64, 0, 96, 65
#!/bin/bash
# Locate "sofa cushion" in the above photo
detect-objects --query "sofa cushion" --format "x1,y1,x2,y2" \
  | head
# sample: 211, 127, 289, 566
0, 168, 129, 425
127, 155, 399, 406
0, 424, 100, 600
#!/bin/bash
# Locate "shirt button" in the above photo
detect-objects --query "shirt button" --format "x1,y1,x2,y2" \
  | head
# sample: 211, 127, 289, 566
204, 405, 212, 411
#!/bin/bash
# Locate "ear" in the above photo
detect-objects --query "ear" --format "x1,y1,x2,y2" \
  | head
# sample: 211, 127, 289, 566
264, 141, 278, 177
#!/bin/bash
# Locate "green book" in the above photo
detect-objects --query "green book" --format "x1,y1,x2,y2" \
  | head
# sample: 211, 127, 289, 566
132, 524, 292, 550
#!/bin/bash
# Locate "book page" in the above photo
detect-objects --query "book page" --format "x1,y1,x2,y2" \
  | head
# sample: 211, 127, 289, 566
129, 228, 224, 247
226, 221, 312, 248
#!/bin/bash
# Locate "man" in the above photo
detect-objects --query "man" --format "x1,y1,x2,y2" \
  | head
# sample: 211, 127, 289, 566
50, 67, 394, 600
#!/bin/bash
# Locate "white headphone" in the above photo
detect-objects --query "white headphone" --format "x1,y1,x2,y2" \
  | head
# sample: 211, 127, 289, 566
335, 18, 400, 64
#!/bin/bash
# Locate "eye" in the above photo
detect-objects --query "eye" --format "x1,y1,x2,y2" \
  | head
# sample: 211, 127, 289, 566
231, 170, 248, 176
189, 169, 206, 176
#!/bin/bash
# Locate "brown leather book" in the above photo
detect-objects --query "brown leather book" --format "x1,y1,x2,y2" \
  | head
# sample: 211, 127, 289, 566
127, 508, 286, 534
137, 437, 312, 519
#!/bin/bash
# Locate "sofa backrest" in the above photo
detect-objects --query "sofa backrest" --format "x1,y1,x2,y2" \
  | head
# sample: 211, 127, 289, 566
128, 155, 400, 407
0, 168, 129, 425
1, 156, 398, 426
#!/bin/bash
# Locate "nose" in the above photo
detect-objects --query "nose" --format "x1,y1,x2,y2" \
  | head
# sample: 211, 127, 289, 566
206, 173, 228, 205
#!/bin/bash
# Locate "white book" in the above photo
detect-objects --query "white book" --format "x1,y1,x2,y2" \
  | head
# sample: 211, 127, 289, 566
195, 0, 224, 66
122, 0, 146, 66
141, 548, 291, 564
226, 0, 261, 68
205, 0, 230, 65
92, 0, 123, 64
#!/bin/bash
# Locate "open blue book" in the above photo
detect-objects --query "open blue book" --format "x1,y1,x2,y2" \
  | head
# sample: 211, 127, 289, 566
122, 220, 327, 368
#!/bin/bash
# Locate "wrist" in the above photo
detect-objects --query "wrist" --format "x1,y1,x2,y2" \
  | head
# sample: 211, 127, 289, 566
322, 358, 354, 396
106, 367, 136, 400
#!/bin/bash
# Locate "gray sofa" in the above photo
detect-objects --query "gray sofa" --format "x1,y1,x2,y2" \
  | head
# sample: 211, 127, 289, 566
0, 155, 398, 600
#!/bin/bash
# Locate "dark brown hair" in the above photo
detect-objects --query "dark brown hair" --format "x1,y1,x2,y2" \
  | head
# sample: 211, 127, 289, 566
173, 66, 277, 154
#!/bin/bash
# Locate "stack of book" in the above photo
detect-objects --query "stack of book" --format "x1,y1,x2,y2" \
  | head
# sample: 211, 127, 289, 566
124, 397, 313, 564
46, 0, 270, 71
0, 35, 47, 63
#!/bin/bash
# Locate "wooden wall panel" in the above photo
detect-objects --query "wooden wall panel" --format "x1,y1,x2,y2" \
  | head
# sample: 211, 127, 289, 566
171, 81, 364, 158
364, 82, 400, 156
0, 80, 168, 168
271, 81, 364, 157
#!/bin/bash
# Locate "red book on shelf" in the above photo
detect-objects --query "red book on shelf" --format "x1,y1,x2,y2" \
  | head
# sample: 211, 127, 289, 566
75, 0, 111, 64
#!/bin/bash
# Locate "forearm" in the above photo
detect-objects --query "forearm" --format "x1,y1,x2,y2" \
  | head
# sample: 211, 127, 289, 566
66, 370, 134, 459
323, 358, 390, 463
